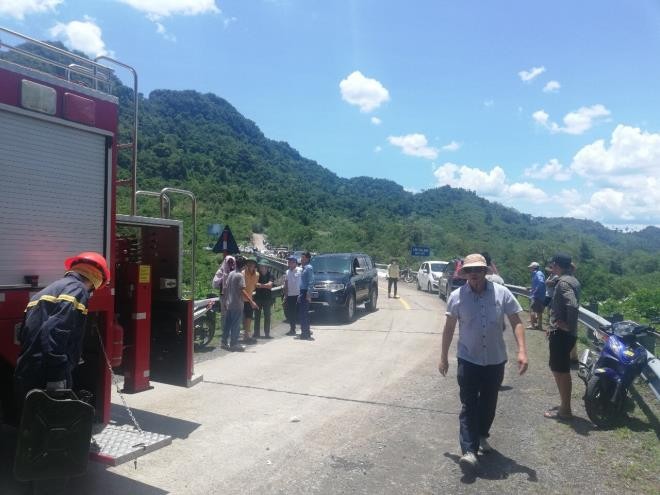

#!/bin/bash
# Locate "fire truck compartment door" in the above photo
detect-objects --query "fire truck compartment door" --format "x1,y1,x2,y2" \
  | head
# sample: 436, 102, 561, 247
90, 424, 172, 467
0, 108, 110, 287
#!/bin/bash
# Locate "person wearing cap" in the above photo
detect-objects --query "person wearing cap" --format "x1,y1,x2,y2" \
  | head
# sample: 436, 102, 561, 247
387, 259, 400, 298
527, 261, 546, 330
241, 257, 260, 344
283, 256, 302, 336
254, 260, 274, 339
544, 253, 581, 420
13, 252, 110, 418
438, 253, 528, 472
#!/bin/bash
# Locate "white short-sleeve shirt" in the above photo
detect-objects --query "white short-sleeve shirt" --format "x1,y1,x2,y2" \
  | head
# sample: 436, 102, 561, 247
285, 267, 302, 296
446, 281, 522, 366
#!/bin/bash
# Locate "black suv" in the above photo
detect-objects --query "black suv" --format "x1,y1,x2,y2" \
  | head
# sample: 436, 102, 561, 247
437, 258, 466, 301
310, 253, 378, 321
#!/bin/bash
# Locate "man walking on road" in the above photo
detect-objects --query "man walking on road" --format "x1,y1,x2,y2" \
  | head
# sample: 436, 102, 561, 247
387, 259, 400, 298
297, 251, 314, 340
438, 253, 528, 473
283, 256, 301, 336
544, 253, 581, 420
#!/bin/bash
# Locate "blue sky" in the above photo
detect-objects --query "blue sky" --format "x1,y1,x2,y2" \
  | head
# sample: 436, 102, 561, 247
2, 0, 660, 228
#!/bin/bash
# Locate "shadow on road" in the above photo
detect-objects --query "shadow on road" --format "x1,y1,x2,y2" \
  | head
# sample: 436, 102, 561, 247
110, 405, 201, 440
1, 425, 169, 495
444, 450, 538, 485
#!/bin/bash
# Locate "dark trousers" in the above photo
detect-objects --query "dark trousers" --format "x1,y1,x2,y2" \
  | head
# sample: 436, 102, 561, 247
298, 290, 311, 337
254, 300, 272, 336
456, 358, 505, 454
284, 295, 298, 331
388, 277, 398, 296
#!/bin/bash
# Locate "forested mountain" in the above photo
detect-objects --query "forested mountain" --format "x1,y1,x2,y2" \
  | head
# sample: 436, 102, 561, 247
122, 89, 660, 305
2, 42, 658, 310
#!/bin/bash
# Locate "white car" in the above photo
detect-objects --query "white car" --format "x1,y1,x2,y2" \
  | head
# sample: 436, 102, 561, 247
374, 263, 388, 279
417, 260, 449, 293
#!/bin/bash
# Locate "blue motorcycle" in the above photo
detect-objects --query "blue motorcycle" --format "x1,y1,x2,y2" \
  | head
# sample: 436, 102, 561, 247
577, 320, 653, 428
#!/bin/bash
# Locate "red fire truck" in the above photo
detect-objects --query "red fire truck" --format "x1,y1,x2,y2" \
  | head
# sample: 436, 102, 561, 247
0, 28, 201, 471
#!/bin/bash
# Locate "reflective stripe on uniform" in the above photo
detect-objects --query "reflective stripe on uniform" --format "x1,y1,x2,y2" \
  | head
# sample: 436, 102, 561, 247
25, 294, 88, 314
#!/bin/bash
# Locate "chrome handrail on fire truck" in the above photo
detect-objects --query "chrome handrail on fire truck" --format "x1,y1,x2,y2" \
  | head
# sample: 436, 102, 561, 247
160, 188, 197, 299
94, 55, 140, 216
0, 27, 114, 92
136, 190, 171, 218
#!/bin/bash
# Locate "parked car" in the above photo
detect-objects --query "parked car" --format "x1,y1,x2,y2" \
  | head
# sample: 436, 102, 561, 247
417, 260, 448, 293
310, 253, 378, 322
437, 258, 466, 300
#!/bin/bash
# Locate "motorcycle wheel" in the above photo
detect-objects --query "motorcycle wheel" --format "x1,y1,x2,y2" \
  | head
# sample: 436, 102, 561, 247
194, 313, 216, 347
584, 375, 620, 429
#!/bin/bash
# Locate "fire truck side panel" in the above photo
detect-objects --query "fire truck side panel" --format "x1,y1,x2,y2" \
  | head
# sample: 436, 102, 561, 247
0, 62, 118, 425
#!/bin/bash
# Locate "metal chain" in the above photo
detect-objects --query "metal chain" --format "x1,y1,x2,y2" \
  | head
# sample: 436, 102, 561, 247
94, 323, 145, 436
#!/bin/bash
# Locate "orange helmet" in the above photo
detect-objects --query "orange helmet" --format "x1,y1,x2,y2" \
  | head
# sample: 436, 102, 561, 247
64, 252, 111, 287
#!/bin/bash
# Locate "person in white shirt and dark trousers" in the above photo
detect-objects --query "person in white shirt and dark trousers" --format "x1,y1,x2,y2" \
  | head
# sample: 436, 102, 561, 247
283, 256, 301, 336
438, 253, 528, 473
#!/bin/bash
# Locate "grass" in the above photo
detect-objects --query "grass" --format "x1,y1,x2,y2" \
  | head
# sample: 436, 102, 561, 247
525, 315, 660, 492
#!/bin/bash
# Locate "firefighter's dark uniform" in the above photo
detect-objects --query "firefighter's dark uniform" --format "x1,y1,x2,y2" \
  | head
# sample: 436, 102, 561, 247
14, 272, 91, 409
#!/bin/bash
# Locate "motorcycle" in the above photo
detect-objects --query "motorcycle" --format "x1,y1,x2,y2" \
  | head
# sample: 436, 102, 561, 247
193, 295, 219, 347
577, 320, 653, 428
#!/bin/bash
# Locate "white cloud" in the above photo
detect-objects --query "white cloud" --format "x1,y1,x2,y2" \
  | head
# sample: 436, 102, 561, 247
483, 99, 494, 108
566, 125, 660, 224
155, 22, 177, 41
518, 66, 546, 83
533, 104, 610, 135
524, 158, 572, 181
507, 182, 548, 202
433, 162, 548, 204
49, 18, 112, 58
0, 0, 61, 20
370, 116, 382, 126
543, 80, 561, 93
532, 109, 549, 126
571, 124, 660, 179
441, 140, 461, 152
388, 133, 438, 160
117, 0, 220, 20
223, 16, 237, 28
339, 71, 390, 113
374, 145, 382, 153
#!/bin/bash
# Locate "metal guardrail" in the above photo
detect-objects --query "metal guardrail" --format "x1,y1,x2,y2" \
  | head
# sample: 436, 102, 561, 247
506, 284, 659, 401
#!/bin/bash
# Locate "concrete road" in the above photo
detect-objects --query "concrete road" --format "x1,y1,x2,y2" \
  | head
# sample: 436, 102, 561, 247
3, 280, 655, 494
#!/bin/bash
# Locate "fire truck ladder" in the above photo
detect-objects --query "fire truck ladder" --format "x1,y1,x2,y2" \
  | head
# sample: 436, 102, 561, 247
94, 55, 140, 215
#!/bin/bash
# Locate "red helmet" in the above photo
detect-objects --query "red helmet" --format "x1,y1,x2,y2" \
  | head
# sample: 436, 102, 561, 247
64, 252, 111, 286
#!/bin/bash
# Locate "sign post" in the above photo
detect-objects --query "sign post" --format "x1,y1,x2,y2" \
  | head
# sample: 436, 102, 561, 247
411, 246, 430, 257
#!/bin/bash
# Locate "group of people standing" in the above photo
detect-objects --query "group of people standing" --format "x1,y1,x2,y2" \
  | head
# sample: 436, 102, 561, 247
213, 251, 314, 351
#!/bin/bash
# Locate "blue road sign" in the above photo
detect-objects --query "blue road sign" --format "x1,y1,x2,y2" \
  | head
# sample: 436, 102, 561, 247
411, 246, 430, 257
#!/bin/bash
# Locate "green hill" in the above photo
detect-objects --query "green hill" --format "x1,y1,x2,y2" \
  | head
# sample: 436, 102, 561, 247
124, 89, 659, 306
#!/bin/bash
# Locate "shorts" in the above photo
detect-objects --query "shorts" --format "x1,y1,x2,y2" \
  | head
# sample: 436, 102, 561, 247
543, 295, 552, 307
548, 331, 577, 373
531, 298, 545, 313
243, 301, 254, 319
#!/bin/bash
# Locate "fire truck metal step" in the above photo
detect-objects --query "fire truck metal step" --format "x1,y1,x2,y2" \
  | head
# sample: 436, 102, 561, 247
90, 424, 172, 466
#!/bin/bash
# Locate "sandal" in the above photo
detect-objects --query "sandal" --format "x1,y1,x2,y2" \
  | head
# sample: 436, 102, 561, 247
543, 409, 573, 420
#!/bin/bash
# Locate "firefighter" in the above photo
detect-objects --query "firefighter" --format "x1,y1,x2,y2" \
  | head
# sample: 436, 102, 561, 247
13, 252, 110, 416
